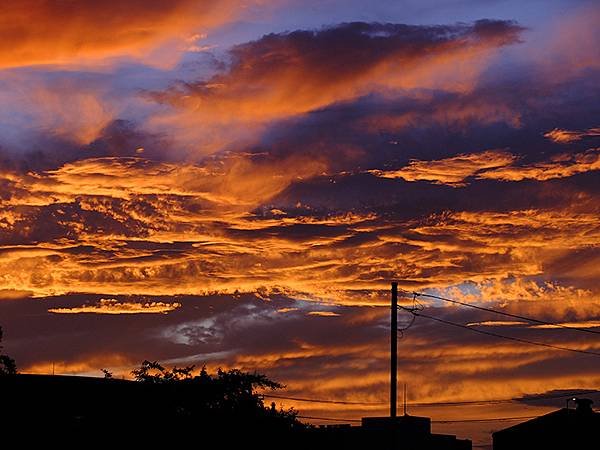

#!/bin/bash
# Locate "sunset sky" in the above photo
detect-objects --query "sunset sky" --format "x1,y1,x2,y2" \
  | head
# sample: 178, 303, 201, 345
1, 0, 599, 446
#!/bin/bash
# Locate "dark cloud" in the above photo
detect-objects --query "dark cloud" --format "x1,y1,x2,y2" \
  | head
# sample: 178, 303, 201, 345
256, 67, 600, 173
148, 19, 524, 132
0, 120, 170, 173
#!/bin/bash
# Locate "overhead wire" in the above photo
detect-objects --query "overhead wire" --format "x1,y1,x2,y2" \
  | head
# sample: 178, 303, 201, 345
407, 390, 598, 407
399, 306, 600, 357
397, 292, 423, 339
432, 415, 539, 424
268, 289, 600, 424
298, 415, 361, 423
404, 291, 600, 336
263, 394, 383, 405
262, 389, 599, 407
297, 414, 542, 424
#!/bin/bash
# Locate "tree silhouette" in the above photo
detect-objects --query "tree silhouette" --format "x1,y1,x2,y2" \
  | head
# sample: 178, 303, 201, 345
130, 361, 302, 430
0, 326, 17, 376
131, 360, 194, 383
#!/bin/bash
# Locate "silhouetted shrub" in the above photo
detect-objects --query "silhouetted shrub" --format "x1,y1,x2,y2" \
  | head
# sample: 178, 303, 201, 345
0, 327, 16, 376
130, 360, 303, 431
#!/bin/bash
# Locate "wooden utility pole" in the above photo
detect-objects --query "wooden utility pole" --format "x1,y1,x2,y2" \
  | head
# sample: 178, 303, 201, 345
391, 281, 398, 418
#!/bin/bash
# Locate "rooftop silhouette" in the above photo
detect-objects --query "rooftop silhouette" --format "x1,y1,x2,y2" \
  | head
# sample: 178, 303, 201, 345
493, 398, 600, 449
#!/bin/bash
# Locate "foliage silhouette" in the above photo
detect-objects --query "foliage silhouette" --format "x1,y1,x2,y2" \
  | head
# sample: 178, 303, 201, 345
0, 326, 17, 376
130, 360, 302, 431
131, 360, 194, 383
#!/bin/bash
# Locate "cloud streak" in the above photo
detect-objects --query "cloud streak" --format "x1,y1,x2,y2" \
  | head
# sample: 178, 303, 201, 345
544, 127, 600, 143
370, 150, 516, 185
48, 298, 181, 314
371, 147, 600, 185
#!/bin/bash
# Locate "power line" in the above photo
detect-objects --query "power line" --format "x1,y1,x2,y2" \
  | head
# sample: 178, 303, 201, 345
407, 291, 600, 336
398, 292, 421, 339
432, 415, 539, 424
410, 390, 598, 407
298, 414, 540, 424
266, 287, 600, 413
263, 389, 599, 407
298, 415, 361, 423
264, 394, 383, 405
402, 307, 600, 357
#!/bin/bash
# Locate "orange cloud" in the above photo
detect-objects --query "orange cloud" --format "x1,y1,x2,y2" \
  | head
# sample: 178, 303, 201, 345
532, 321, 600, 330
307, 311, 340, 317
370, 150, 515, 185
146, 20, 523, 152
0, 0, 266, 68
48, 298, 181, 314
23, 353, 134, 377
466, 320, 528, 327
3, 154, 327, 208
2, 175, 599, 302
0, 289, 33, 300
372, 148, 600, 185
544, 127, 600, 143
480, 147, 600, 181
465, 319, 600, 330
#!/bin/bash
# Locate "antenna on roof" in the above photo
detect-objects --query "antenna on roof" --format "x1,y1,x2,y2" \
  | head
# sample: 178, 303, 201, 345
404, 383, 408, 416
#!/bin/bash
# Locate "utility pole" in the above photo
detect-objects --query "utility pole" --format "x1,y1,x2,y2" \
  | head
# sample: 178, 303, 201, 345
391, 281, 398, 418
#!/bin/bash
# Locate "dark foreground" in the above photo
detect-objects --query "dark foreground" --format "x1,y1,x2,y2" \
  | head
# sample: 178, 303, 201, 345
1, 374, 471, 449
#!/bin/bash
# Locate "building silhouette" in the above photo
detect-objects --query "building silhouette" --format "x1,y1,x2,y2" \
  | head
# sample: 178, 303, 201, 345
493, 398, 600, 449
300, 415, 471, 449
